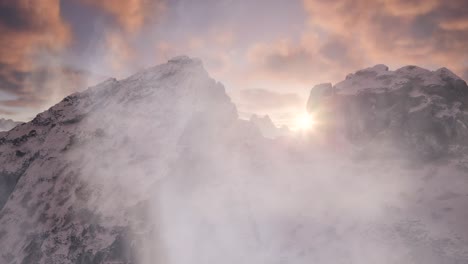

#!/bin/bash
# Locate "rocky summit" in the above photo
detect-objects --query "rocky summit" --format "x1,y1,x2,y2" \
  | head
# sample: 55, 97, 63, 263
1, 57, 468, 264
307, 65, 468, 161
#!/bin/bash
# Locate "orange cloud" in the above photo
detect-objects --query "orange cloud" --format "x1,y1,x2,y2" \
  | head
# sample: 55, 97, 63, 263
0, 0, 72, 116
250, 0, 468, 85
104, 31, 136, 74
0, 109, 14, 116
246, 34, 363, 86
0, 0, 71, 72
81, 0, 166, 33
382, 0, 440, 16
440, 18, 468, 31
239, 88, 302, 110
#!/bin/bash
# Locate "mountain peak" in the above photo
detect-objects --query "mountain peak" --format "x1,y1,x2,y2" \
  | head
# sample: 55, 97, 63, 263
336, 64, 466, 95
168, 55, 203, 66
435, 67, 462, 80
364, 64, 389, 73
308, 63, 468, 159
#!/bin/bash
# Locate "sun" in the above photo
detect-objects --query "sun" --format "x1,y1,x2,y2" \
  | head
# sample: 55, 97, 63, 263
294, 112, 315, 131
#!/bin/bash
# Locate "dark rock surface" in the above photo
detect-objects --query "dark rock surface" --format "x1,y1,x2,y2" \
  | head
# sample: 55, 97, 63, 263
307, 65, 468, 160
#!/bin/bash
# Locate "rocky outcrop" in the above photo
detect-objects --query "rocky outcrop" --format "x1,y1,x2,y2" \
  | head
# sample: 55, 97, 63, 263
307, 64, 468, 160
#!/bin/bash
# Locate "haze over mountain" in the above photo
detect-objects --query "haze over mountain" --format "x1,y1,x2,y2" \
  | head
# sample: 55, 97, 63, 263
2, 0, 468, 127
1, 57, 468, 264
0, 118, 22, 132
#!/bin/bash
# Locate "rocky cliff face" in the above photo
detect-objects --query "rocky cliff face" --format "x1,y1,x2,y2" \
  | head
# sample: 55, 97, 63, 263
307, 65, 468, 161
1, 58, 468, 264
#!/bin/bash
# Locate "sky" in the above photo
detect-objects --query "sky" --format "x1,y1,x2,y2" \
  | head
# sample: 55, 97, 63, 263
0, 0, 467, 126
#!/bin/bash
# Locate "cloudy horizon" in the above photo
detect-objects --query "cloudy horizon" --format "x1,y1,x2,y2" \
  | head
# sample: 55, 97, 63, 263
1, 0, 467, 126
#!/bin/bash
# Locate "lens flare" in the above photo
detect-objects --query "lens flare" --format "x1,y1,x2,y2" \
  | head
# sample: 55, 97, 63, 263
294, 112, 315, 131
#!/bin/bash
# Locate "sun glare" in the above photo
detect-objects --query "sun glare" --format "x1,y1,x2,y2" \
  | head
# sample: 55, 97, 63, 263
294, 112, 315, 131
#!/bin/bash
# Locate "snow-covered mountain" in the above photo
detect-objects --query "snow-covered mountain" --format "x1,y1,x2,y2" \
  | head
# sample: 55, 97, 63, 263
1, 57, 468, 264
0, 56, 260, 264
0, 118, 22, 132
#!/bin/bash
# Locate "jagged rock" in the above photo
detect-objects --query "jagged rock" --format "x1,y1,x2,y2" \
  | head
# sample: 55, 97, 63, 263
307, 65, 468, 160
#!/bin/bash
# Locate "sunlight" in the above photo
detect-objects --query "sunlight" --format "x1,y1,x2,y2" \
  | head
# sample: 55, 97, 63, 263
294, 112, 315, 131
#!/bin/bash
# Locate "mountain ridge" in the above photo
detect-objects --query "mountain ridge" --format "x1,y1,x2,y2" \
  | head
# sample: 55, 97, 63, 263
1, 57, 468, 264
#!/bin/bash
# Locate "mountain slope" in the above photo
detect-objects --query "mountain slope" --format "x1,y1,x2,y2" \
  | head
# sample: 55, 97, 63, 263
0, 56, 262, 264
1, 58, 468, 264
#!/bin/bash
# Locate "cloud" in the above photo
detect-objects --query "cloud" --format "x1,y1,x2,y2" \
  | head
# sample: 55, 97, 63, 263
439, 17, 468, 31
73, 0, 168, 79
247, 0, 468, 86
80, 0, 166, 33
1, 66, 102, 108
234, 88, 305, 127
0, 108, 14, 116
0, 0, 71, 70
0, 0, 167, 119
382, 0, 440, 17
302, 0, 468, 79
247, 40, 316, 82
0, 0, 72, 118
239, 88, 302, 110
246, 36, 361, 85
104, 30, 136, 75
2, 0, 467, 123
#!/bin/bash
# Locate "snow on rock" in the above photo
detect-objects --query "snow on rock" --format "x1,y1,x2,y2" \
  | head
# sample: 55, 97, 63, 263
308, 64, 468, 160
335, 64, 465, 96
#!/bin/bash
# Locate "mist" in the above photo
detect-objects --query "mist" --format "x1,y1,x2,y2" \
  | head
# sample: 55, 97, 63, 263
2, 1, 468, 263
0, 57, 464, 263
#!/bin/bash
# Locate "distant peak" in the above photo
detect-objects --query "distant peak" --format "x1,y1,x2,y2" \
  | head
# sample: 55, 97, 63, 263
395, 65, 431, 74
348, 64, 389, 80
250, 114, 273, 122
357, 64, 389, 73
435, 67, 461, 80
168, 55, 202, 66
371, 64, 389, 72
